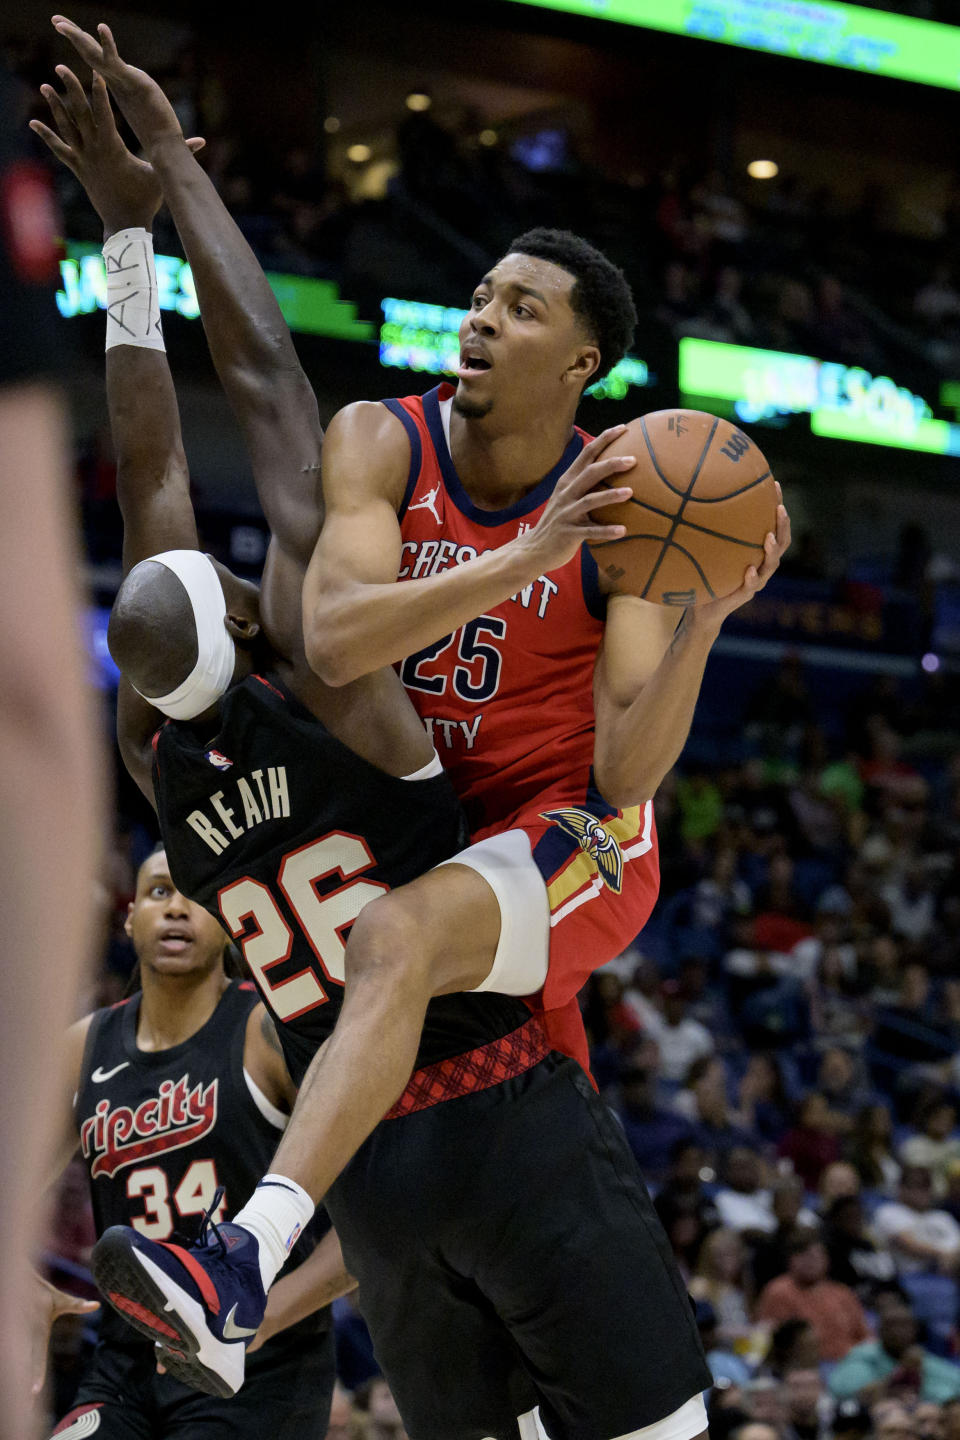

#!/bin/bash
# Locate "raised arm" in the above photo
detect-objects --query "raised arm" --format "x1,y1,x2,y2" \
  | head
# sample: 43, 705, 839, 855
32, 67, 201, 797
53, 17, 323, 647
301, 401, 637, 684
592, 489, 791, 806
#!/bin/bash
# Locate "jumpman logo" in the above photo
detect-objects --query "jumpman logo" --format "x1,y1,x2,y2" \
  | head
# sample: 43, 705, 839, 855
408, 485, 442, 525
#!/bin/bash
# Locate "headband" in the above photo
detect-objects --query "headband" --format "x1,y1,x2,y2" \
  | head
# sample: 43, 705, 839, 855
130, 550, 236, 720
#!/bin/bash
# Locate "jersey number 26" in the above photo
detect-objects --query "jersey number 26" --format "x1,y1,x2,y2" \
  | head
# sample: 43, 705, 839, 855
218, 833, 387, 1021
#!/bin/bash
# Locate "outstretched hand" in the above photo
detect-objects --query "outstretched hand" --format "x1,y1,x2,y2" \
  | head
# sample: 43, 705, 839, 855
691, 480, 791, 633
31, 66, 203, 235
50, 16, 188, 156
31, 1274, 100, 1397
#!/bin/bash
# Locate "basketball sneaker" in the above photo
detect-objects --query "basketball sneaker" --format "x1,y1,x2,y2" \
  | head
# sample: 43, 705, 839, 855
91, 1191, 266, 1398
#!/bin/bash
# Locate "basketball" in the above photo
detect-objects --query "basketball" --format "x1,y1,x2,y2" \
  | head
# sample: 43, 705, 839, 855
589, 409, 777, 606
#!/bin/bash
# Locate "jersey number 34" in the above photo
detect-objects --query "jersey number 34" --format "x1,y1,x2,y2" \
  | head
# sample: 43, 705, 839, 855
217, 833, 387, 1021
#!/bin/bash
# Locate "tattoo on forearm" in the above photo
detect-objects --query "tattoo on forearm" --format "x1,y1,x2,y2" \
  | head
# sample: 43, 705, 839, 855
260, 1009, 284, 1055
669, 608, 691, 655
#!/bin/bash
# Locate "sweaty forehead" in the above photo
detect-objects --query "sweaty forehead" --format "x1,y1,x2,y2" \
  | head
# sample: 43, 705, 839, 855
485, 253, 576, 301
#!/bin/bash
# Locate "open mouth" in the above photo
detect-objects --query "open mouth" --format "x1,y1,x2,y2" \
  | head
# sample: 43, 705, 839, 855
158, 930, 192, 953
457, 352, 492, 378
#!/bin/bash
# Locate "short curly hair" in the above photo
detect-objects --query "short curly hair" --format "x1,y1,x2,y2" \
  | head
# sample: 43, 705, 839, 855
506, 227, 637, 381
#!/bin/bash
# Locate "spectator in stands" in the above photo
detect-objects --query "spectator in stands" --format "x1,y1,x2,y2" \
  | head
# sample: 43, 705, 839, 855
915, 1400, 947, 1440
754, 1227, 871, 1363
582, 971, 642, 1052
751, 1177, 814, 1293
873, 1165, 960, 1273
870, 1402, 921, 1440
816, 1048, 870, 1134
696, 1298, 752, 1389
643, 978, 715, 1083
872, 964, 954, 1073
353, 1375, 409, 1440
714, 1146, 777, 1237
848, 1102, 901, 1193
777, 1093, 842, 1190
830, 1397, 871, 1439
325, 1382, 354, 1440
745, 655, 816, 763
782, 1365, 833, 1440
900, 1096, 960, 1197
676, 766, 725, 847
675, 953, 731, 1038
744, 1375, 793, 1434
674, 1056, 756, 1164
729, 1425, 780, 1440
689, 845, 752, 953
818, 1161, 861, 1210
735, 1053, 792, 1146
753, 853, 812, 950
822, 1195, 897, 1305
615, 1057, 693, 1181
829, 1295, 960, 1405
654, 1137, 720, 1233
760, 1317, 821, 1380
690, 1227, 754, 1348
881, 861, 938, 946
807, 942, 868, 1051
656, 1190, 712, 1282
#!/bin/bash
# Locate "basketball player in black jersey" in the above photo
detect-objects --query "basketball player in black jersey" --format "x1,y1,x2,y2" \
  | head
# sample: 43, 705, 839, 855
43, 847, 350, 1439
35, 38, 713, 1439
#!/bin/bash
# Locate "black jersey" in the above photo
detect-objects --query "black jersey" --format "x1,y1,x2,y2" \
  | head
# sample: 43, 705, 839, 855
75, 979, 323, 1349
153, 673, 529, 1087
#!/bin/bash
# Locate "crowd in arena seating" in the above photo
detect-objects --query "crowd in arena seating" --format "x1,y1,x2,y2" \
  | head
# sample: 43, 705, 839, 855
574, 647, 960, 1439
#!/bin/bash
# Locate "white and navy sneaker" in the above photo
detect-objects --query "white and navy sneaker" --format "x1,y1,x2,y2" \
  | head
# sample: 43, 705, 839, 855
91, 1190, 266, 1397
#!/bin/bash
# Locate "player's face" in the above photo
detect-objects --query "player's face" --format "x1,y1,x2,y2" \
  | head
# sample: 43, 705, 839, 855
455, 254, 600, 422
126, 852, 228, 978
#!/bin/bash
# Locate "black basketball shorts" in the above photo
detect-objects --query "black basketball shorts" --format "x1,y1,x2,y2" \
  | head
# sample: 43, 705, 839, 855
326, 1052, 711, 1440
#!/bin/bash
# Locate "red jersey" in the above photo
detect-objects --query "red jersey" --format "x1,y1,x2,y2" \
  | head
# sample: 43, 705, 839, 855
387, 383, 605, 836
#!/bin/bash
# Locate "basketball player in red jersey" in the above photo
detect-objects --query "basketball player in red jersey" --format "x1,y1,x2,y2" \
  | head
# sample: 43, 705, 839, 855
52, 20, 781, 1437
297, 238, 789, 1078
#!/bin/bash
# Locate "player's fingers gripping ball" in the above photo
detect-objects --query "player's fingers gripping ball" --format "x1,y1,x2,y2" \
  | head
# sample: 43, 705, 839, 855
588, 409, 777, 605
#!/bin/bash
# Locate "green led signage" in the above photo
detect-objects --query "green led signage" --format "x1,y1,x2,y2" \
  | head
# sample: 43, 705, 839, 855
56, 242, 374, 341
378, 296, 651, 398
506, 0, 960, 91
679, 337, 960, 456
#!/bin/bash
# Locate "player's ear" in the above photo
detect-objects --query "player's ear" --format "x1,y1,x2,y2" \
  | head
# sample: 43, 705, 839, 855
124, 901, 135, 939
566, 345, 600, 388
225, 613, 261, 644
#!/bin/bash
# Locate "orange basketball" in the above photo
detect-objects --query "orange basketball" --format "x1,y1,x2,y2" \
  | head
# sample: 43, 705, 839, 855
588, 409, 777, 606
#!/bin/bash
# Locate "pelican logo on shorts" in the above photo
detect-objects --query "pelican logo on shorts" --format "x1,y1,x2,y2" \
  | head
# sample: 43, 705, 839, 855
540, 808, 625, 894
205, 748, 233, 770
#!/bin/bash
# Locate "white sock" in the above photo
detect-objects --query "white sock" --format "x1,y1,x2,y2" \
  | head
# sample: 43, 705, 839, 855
232, 1174, 315, 1292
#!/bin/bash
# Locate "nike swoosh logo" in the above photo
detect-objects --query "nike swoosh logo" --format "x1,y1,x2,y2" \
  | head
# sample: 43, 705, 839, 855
91, 1062, 130, 1083
222, 1303, 258, 1341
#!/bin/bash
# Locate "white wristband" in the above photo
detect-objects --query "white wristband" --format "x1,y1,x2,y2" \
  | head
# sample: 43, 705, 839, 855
103, 227, 165, 352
